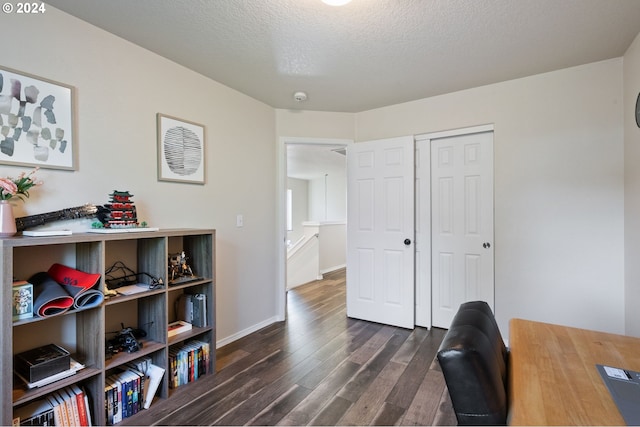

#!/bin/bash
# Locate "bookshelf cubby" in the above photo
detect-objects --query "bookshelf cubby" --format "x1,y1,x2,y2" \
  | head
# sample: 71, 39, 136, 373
0, 229, 215, 426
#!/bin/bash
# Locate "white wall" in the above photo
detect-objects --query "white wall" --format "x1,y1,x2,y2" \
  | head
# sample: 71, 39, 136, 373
276, 110, 355, 140
356, 59, 625, 336
624, 32, 640, 337
0, 8, 278, 346
319, 223, 346, 273
307, 171, 347, 222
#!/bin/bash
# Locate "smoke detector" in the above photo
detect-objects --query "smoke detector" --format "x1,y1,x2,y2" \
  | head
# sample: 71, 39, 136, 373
293, 91, 308, 102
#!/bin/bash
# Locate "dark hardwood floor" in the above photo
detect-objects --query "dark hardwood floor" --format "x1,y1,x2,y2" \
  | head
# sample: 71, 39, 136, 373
127, 268, 456, 426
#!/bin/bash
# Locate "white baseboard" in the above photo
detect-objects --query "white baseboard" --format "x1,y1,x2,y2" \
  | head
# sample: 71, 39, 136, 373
320, 264, 346, 274
215, 315, 281, 348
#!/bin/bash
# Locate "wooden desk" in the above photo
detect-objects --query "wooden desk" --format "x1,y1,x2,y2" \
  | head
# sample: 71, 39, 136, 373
509, 318, 640, 425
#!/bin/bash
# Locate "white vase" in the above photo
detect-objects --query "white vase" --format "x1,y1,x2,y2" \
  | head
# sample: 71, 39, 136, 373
0, 200, 17, 237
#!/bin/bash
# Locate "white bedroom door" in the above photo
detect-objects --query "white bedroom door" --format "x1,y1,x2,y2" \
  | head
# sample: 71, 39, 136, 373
430, 130, 494, 328
346, 136, 415, 329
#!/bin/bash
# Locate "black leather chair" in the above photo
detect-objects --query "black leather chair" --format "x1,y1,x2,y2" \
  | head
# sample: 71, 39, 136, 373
436, 301, 509, 425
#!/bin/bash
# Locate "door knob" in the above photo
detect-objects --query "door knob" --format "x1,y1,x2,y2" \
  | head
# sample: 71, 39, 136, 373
483, 242, 491, 249
404, 238, 412, 246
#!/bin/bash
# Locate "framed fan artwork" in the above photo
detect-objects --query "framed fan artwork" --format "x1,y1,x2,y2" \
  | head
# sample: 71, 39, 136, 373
157, 113, 205, 184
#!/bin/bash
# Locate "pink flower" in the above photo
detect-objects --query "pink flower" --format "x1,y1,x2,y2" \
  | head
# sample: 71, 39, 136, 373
0, 168, 42, 201
0, 178, 18, 198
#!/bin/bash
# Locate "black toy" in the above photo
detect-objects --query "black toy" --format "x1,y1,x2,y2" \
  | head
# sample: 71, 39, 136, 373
106, 323, 147, 356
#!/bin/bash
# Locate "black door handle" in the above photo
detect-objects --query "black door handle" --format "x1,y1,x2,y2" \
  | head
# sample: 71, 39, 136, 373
483, 242, 491, 249
404, 238, 411, 246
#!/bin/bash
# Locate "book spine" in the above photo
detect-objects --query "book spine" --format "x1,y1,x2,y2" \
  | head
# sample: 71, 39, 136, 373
121, 375, 129, 419
188, 349, 193, 383
125, 373, 133, 418
84, 393, 92, 427
62, 387, 80, 426
107, 375, 122, 424
70, 385, 88, 427
168, 350, 176, 389
113, 377, 122, 424
46, 395, 62, 426
104, 384, 113, 425
53, 392, 70, 427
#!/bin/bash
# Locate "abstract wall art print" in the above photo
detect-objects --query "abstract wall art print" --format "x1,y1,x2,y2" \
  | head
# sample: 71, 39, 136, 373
157, 113, 205, 184
0, 67, 76, 170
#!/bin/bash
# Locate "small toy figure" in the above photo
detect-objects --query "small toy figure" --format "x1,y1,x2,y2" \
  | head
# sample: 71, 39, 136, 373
168, 251, 194, 283
106, 324, 147, 356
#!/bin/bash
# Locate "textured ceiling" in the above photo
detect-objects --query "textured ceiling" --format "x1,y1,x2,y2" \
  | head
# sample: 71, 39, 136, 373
46, 0, 640, 113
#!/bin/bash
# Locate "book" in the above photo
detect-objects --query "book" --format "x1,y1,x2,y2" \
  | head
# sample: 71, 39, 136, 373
168, 348, 179, 389
60, 387, 80, 426
117, 370, 135, 418
125, 358, 152, 409
167, 320, 192, 338
52, 392, 70, 427
22, 229, 72, 237
13, 398, 54, 426
144, 363, 165, 409
168, 341, 210, 388
83, 392, 92, 427
109, 375, 122, 424
71, 384, 90, 426
104, 383, 113, 425
46, 394, 63, 426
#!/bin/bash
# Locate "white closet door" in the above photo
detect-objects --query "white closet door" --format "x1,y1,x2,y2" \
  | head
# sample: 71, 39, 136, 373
431, 131, 494, 328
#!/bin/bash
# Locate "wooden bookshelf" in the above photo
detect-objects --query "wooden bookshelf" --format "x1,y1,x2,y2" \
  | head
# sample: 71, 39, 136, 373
0, 229, 215, 426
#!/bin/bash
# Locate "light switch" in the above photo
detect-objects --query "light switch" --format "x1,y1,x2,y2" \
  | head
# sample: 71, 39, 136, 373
236, 214, 244, 227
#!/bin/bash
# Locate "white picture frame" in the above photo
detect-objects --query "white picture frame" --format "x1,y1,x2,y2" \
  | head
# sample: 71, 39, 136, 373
157, 113, 205, 184
0, 66, 76, 170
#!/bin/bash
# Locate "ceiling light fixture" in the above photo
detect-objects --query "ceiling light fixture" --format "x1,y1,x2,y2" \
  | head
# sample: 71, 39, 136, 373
322, 0, 352, 6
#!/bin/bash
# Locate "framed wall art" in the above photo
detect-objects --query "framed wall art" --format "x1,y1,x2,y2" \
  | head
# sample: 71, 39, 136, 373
0, 66, 76, 170
157, 113, 205, 184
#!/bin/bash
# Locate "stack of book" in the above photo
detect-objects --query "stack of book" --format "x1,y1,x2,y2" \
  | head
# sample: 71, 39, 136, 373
168, 340, 210, 389
104, 357, 165, 425
167, 320, 192, 338
13, 385, 91, 426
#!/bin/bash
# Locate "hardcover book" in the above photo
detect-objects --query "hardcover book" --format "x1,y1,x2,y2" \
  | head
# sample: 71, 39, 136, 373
167, 320, 192, 338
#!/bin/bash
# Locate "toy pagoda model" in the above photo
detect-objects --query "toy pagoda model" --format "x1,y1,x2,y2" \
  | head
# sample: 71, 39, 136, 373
90, 191, 153, 232
100, 191, 139, 228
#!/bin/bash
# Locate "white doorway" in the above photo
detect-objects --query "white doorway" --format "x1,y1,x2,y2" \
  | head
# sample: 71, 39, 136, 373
276, 137, 353, 321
